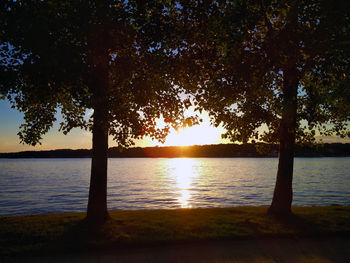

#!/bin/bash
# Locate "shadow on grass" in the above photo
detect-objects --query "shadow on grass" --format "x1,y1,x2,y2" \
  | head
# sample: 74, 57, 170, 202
269, 213, 324, 237
1, 206, 350, 259
269, 206, 350, 238
45, 218, 121, 255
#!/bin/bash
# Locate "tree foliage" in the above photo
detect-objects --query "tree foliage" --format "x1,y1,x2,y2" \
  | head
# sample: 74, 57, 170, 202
0, 0, 194, 147
177, 0, 350, 144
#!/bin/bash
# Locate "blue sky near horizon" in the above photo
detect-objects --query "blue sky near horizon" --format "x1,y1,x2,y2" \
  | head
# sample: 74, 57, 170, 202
0, 99, 93, 152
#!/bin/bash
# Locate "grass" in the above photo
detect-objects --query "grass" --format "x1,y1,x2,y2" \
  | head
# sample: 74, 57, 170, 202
1, 206, 350, 257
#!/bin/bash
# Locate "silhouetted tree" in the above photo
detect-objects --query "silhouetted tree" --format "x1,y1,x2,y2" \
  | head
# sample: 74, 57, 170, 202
178, 0, 350, 215
0, 0, 194, 223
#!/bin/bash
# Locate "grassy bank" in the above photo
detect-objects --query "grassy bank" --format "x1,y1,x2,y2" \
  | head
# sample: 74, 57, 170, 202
1, 206, 350, 257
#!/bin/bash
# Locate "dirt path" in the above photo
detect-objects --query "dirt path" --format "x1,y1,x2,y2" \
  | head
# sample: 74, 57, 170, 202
14, 237, 350, 263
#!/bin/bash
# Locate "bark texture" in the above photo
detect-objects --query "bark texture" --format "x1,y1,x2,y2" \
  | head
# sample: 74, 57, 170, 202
269, 68, 298, 215
86, 60, 110, 223
86, 102, 110, 223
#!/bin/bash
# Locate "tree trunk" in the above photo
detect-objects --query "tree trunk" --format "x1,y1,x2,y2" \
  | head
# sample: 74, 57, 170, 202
86, 101, 110, 223
269, 68, 298, 216
85, 51, 110, 223
85, 1, 111, 224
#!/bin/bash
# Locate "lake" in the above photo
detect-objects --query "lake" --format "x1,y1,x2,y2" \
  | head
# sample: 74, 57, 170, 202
0, 157, 349, 216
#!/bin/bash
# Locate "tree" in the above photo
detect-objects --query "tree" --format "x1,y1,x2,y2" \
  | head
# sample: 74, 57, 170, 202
178, 0, 350, 215
0, 0, 193, 223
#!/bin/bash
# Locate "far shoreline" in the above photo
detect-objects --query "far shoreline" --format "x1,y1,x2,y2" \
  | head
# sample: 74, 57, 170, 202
1, 142, 350, 158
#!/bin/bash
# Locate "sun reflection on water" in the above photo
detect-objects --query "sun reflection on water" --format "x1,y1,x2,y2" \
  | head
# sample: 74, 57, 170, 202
166, 158, 199, 208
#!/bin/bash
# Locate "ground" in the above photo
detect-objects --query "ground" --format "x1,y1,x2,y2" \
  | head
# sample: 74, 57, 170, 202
1, 207, 350, 262
15, 237, 350, 263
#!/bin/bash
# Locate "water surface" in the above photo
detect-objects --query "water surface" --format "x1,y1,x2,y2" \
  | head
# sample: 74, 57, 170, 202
0, 157, 349, 216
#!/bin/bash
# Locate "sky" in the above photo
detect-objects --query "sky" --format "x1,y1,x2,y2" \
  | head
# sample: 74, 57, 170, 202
0, 99, 230, 153
1, 99, 349, 153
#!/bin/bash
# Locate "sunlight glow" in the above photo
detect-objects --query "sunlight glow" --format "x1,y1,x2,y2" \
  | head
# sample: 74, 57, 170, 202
137, 109, 230, 148
164, 125, 220, 146
166, 158, 199, 208
164, 109, 227, 147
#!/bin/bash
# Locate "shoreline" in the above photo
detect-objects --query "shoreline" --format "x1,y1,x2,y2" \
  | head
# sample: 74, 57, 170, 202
1, 203, 349, 218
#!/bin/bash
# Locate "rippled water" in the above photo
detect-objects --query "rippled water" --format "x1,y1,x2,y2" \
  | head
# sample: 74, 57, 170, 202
0, 157, 349, 216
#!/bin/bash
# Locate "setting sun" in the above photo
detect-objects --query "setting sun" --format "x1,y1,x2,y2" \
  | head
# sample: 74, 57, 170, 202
154, 109, 228, 147
139, 109, 229, 148
164, 124, 221, 146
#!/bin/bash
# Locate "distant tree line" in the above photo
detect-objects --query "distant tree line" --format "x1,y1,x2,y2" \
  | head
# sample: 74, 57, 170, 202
1, 143, 349, 158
